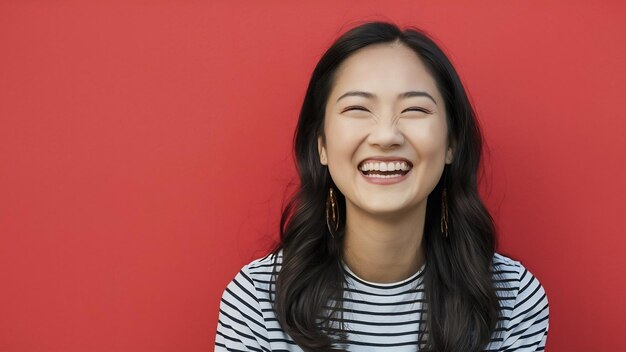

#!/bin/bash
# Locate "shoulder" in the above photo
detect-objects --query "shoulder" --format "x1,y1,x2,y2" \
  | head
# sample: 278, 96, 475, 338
216, 252, 283, 351
491, 251, 549, 305
245, 250, 283, 288
492, 251, 525, 274
491, 252, 548, 295
247, 250, 282, 275
221, 250, 282, 302
490, 252, 550, 350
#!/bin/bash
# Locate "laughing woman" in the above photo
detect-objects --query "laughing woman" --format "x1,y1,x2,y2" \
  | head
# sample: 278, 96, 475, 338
215, 21, 549, 352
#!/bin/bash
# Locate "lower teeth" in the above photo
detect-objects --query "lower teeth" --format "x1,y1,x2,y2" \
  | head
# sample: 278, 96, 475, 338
365, 173, 403, 178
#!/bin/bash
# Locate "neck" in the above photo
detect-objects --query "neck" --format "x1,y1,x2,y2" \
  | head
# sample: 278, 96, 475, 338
341, 200, 427, 284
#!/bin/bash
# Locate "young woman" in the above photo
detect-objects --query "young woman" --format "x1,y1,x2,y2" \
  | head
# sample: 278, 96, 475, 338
215, 21, 549, 352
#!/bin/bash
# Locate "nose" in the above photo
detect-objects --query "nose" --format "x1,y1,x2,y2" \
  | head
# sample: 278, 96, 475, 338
366, 119, 404, 149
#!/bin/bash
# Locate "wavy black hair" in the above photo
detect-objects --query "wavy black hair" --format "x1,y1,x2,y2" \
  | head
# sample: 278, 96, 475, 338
269, 21, 509, 351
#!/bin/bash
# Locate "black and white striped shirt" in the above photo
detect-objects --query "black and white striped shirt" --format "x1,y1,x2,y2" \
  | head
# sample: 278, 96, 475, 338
215, 250, 549, 351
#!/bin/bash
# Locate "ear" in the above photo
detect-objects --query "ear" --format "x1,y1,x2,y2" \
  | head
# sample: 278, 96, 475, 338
445, 138, 456, 164
317, 135, 328, 165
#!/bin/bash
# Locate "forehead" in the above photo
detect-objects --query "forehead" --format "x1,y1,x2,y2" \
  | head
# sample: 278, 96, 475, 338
329, 43, 441, 103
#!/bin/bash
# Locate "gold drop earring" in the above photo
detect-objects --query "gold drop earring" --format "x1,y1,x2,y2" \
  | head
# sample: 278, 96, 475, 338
326, 186, 339, 237
440, 167, 449, 238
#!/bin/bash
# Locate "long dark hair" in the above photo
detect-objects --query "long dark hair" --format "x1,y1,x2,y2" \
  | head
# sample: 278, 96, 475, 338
270, 21, 507, 351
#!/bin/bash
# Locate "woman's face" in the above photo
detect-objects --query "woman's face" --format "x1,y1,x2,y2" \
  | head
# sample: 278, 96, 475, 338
318, 42, 454, 219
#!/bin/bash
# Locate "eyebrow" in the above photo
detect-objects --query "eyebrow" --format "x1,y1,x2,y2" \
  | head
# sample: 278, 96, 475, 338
336, 90, 437, 105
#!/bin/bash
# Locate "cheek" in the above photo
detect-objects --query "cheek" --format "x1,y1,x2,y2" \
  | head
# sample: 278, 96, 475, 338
402, 120, 448, 159
324, 119, 366, 164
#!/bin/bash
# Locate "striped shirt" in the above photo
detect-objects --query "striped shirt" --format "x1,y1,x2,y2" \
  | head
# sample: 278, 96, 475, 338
215, 250, 549, 351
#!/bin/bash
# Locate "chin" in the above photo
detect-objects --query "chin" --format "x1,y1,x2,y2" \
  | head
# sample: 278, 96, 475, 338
361, 201, 412, 215
366, 197, 426, 214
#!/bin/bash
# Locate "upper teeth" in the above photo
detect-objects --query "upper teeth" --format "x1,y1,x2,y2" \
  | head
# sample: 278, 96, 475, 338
359, 161, 411, 172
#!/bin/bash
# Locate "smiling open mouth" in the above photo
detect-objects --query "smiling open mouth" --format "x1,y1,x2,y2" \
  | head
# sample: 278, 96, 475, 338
358, 161, 412, 178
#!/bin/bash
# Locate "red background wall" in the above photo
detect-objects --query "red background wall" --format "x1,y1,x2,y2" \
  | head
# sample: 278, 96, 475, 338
1, 1, 624, 351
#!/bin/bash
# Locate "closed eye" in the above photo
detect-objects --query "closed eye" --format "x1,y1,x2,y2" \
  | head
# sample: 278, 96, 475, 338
403, 107, 432, 114
343, 106, 369, 112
